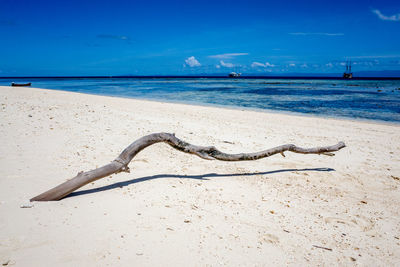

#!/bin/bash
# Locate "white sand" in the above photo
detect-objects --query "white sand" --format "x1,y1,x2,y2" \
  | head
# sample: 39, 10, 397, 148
0, 85, 399, 266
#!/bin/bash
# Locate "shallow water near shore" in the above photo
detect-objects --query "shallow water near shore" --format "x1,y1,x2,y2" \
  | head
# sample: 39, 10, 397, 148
1, 78, 400, 122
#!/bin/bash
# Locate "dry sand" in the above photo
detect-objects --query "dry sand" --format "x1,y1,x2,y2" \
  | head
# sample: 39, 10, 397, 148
0, 85, 399, 266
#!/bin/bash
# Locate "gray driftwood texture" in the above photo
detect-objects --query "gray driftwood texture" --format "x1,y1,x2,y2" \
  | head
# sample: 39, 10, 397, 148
31, 132, 346, 201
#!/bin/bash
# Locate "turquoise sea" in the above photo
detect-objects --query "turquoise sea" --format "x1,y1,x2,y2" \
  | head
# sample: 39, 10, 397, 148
1, 77, 400, 123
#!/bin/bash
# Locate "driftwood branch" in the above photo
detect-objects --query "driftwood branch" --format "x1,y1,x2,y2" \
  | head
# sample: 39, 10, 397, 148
31, 132, 346, 201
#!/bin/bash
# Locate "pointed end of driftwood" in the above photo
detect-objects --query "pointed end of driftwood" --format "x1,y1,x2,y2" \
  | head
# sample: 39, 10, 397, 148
30, 195, 51, 202
30, 196, 62, 202
30, 190, 65, 202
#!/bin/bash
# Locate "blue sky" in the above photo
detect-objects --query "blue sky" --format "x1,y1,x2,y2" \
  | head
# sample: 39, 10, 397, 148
0, 0, 399, 76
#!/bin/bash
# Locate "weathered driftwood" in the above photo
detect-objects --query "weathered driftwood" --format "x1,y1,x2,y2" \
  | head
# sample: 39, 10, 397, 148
31, 132, 346, 201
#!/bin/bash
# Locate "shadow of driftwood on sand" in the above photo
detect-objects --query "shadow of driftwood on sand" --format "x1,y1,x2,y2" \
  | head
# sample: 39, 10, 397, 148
66, 167, 334, 199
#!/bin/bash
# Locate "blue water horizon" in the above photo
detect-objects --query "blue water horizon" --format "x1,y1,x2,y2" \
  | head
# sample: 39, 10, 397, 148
1, 77, 399, 123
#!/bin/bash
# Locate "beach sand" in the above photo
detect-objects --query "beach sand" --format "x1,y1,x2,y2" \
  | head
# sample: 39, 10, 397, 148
0, 85, 399, 266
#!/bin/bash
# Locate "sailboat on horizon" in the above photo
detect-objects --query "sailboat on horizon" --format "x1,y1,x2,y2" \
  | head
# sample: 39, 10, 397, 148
343, 60, 353, 79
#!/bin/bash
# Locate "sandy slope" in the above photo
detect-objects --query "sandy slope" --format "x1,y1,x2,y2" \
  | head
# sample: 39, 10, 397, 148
0, 86, 399, 266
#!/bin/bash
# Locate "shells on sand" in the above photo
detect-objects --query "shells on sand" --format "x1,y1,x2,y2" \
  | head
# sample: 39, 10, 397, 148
20, 203, 34, 208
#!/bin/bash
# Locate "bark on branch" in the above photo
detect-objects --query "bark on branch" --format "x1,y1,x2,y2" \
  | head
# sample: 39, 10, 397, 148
31, 132, 346, 201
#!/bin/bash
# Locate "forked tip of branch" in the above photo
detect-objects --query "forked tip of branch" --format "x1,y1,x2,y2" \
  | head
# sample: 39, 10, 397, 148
195, 151, 215, 160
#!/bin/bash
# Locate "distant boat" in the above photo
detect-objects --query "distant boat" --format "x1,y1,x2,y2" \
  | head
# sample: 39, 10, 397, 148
228, 72, 241, 78
11, 82, 31, 87
343, 60, 353, 79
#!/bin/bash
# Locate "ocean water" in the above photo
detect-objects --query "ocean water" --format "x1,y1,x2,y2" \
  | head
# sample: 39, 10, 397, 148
1, 78, 400, 123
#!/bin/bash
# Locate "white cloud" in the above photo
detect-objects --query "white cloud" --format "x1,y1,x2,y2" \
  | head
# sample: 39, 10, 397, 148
289, 63, 296, 67
220, 61, 234, 68
97, 34, 130, 40
325, 63, 333, 67
350, 54, 400, 59
215, 65, 221, 69
251, 62, 275, 68
372, 9, 400, 21
185, 56, 201, 67
251, 62, 265, 68
209, 53, 248, 59
289, 32, 344, 36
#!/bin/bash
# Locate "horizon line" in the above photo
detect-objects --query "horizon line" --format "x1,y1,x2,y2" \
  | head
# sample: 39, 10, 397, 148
1, 75, 400, 80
